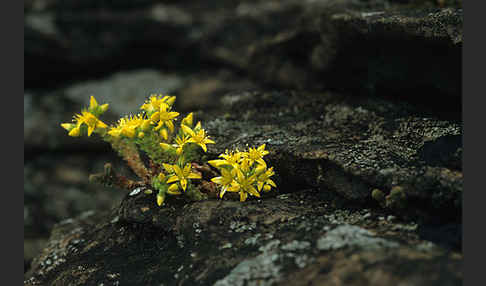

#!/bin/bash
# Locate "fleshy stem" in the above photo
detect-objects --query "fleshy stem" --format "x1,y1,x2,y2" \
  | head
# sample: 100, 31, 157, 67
104, 135, 150, 181
89, 163, 143, 190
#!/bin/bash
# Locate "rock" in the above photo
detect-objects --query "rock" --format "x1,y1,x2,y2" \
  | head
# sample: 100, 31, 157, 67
249, 7, 462, 106
316, 224, 399, 251
24, 189, 461, 285
24, 153, 128, 271
202, 90, 462, 223
25, 0, 462, 107
25, 2, 197, 88
63, 70, 184, 117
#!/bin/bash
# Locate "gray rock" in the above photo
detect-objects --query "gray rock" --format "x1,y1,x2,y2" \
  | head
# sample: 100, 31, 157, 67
317, 224, 400, 251
203, 90, 462, 222
25, 190, 462, 286
25, 0, 462, 104
215, 240, 283, 286
63, 70, 184, 118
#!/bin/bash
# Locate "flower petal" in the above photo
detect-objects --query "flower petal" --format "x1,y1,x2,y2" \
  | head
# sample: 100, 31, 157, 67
239, 191, 248, 202
90, 96, 98, 108
267, 179, 276, 187
173, 165, 183, 177
200, 143, 207, 152
167, 175, 179, 184
180, 179, 187, 191
162, 163, 173, 173
188, 172, 201, 180
211, 177, 223, 184
181, 124, 195, 137
247, 186, 260, 197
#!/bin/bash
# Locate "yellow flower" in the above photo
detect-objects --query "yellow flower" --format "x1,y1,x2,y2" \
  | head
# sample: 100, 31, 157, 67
157, 193, 165, 206
160, 128, 169, 140
211, 168, 235, 198
257, 167, 276, 192
165, 96, 176, 106
208, 150, 243, 168
158, 172, 167, 182
166, 163, 202, 191
181, 112, 194, 127
89, 96, 97, 108
107, 114, 144, 138
127, 114, 145, 128
231, 167, 259, 202
152, 103, 179, 132
160, 142, 175, 152
61, 123, 74, 130
162, 163, 174, 173
173, 134, 191, 155
181, 125, 215, 152
167, 183, 182, 195
140, 119, 152, 131
68, 126, 81, 137
73, 110, 108, 137
246, 144, 269, 167
140, 95, 176, 114
108, 118, 135, 138
88, 96, 109, 114
141, 95, 160, 113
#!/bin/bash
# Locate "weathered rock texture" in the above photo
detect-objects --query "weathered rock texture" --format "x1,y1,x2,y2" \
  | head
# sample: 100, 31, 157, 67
204, 91, 462, 224
25, 89, 462, 285
25, 189, 461, 286
25, 0, 462, 104
24, 0, 462, 284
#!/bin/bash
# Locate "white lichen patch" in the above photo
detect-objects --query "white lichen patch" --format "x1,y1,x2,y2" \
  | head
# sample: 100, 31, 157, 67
230, 221, 257, 233
317, 224, 400, 251
280, 240, 311, 251
214, 240, 283, 286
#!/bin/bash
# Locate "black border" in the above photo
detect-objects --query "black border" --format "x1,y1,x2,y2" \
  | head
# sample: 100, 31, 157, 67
463, 1, 483, 286
10, 0, 24, 283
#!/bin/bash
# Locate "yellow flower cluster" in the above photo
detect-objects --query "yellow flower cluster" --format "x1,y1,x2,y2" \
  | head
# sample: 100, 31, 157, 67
107, 94, 178, 140
61, 94, 276, 207
159, 114, 215, 155
61, 96, 108, 137
107, 114, 151, 138
156, 111, 215, 205
209, 144, 276, 202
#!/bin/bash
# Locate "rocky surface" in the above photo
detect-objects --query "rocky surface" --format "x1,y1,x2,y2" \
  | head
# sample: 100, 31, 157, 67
205, 91, 462, 225
24, 0, 462, 284
25, 189, 461, 286
25, 0, 462, 102
24, 89, 462, 284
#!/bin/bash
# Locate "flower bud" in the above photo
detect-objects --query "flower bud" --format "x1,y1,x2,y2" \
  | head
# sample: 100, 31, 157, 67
158, 172, 166, 182
157, 193, 165, 206
141, 120, 151, 131
166, 96, 176, 106
168, 184, 181, 195
100, 103, 109, 113
182, 112, 193, 127
160, 128, 168, 140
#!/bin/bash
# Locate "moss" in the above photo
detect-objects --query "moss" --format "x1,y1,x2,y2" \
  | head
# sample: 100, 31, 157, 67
371, 189, 385, 203
385, 186, 408, 210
